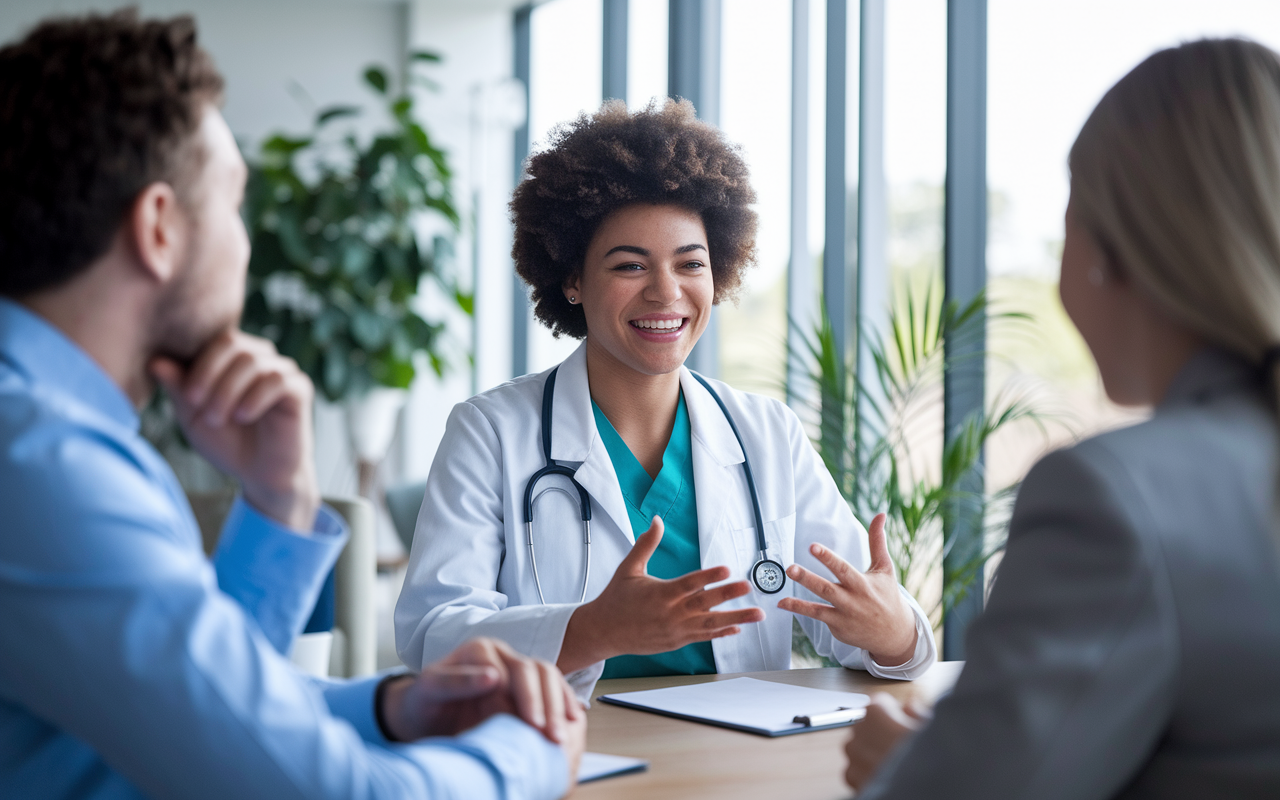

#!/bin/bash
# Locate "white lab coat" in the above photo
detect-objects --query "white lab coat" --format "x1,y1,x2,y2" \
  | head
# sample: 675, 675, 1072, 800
395, 342, 936, 699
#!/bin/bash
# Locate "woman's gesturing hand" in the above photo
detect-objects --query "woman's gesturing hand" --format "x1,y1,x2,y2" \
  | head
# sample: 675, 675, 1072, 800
558, 516, 765, 674
777, 513, 919, 667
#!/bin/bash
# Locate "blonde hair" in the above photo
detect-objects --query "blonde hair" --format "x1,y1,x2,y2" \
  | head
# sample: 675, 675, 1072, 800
1069, 38, 1280, 406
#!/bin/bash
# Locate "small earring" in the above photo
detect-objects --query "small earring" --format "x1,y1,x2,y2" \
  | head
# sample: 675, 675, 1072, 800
1088, 266, 1106, 287
568, 296, 577, 304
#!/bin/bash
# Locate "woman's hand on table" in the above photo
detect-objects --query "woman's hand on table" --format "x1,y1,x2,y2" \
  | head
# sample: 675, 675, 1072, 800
777, 513, 919, 666
844, 692, 932, 790
557, 516, 765, 674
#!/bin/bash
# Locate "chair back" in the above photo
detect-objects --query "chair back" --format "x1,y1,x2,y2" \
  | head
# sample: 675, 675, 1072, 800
186, 491, 377, 678
385, 480, 427, 553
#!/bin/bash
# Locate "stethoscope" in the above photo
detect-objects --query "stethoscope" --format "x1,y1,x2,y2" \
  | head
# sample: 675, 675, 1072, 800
522, 366, 787, 605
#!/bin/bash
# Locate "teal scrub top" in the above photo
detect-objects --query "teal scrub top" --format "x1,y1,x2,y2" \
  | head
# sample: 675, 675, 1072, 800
594, 391, 717, 679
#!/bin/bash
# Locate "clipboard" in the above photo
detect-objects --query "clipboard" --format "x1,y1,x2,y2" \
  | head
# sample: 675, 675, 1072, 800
598, 677, 870, 737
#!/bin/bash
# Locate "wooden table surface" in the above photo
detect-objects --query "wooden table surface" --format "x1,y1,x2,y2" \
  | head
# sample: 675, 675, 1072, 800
576, 661, 963, 800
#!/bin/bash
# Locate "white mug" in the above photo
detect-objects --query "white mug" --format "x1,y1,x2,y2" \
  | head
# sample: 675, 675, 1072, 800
289, 631, 333, 677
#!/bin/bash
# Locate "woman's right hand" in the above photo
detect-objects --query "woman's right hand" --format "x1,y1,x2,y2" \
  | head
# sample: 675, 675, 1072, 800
844, 693, 932, 791
557, 516, 765, 674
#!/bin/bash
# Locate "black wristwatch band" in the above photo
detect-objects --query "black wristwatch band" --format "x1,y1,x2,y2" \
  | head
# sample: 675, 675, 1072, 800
374, 672, 411, 742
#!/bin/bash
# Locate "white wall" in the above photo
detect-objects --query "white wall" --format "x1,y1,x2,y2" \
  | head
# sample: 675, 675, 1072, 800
0, 0, 408, 150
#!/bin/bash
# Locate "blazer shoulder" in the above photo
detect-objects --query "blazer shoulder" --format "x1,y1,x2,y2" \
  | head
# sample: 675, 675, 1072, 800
1016, 393, 1278, 574
1090, 383, 1273, 473
1014, 440, 1141, 534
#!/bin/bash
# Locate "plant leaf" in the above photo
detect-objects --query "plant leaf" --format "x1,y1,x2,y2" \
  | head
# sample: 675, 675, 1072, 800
363, 66, 389, 95
315, 105, 361, 127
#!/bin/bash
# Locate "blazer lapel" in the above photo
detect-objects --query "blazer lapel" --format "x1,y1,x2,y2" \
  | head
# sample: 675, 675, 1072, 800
549, 342, 635, 545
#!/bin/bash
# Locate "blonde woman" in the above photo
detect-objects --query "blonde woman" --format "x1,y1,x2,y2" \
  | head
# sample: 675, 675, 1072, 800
848, 38, 1280, 798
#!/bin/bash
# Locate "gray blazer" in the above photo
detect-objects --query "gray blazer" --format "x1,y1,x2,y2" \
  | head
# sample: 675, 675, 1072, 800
862, 348, 1280, 799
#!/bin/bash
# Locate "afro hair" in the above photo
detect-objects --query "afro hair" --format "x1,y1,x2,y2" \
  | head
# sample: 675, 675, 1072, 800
510, 98, 758, 338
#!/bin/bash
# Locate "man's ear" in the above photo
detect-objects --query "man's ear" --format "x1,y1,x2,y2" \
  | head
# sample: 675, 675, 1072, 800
128, 182, 188, 285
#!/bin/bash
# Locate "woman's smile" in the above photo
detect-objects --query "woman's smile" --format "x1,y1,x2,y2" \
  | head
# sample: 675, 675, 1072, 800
566, 203, 714, 378
629, 315, 690, 342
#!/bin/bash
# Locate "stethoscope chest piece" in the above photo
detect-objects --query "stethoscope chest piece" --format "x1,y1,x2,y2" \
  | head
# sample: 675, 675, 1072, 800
529, 367, 785, 602
751, 557, 786, 594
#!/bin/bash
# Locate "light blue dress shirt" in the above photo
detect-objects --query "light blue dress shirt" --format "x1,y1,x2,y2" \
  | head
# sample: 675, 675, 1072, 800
0, 299, 566, 800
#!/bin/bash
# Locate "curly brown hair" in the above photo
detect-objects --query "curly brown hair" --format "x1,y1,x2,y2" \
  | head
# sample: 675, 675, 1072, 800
510, 99, 758, 339
0, 9, 224, 296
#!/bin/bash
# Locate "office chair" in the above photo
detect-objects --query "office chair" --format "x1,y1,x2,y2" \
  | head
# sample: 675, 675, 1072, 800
187, 491, 377, 679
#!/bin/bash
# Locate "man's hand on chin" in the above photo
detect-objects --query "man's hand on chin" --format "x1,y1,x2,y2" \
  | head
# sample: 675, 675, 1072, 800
150, 329, 320, 532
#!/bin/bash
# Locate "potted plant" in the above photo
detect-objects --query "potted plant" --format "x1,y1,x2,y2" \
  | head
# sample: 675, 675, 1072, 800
789, 282, 1048, 664
240, 53, 471, 548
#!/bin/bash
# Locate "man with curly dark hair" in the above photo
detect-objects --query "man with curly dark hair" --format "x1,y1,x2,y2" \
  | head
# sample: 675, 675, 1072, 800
0, 10, 582, 799
396, 100, 936, 700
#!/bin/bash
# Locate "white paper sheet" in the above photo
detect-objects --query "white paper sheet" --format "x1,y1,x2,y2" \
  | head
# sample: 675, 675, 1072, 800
577, 751, 648, 783
600, 677, 871, 736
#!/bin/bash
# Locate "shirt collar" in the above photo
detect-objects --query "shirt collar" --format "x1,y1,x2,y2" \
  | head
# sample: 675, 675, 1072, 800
549, 340, 746, 467
0, 297, 139, 430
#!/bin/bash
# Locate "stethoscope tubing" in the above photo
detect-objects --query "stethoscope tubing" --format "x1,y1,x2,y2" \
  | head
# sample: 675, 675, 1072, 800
523, 366, 784, 603
687, 372, 770, 560
523, 367, 593, 604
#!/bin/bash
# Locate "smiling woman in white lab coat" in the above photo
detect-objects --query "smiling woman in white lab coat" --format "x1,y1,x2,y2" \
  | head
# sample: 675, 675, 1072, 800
394, 100, 936, 699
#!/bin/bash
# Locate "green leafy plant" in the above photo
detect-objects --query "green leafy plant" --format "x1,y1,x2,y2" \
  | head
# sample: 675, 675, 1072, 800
790, 281, 1047, 664
241, 52, 470, 402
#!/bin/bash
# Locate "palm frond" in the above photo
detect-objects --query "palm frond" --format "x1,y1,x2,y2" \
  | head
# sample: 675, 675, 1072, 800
789, 278, 1051, 631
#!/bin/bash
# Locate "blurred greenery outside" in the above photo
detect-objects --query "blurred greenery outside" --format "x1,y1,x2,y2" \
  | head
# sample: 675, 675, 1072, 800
722, 180, 1141, 484
721, 182, 1145, 666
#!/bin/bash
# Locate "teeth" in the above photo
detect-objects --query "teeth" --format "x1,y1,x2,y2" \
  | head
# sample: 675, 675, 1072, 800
633, 318, 683, 330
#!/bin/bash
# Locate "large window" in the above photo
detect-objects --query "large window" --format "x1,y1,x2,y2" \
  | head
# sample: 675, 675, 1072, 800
718, 0, 796, 400
526, 0, 604, 373
985, 0, 1280, 490
628, 0, 668, 107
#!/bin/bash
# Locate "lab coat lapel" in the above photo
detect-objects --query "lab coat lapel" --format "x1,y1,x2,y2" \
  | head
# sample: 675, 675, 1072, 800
680, 368, 745, 567
549, 343, 635, 545
681, 369, 768, 673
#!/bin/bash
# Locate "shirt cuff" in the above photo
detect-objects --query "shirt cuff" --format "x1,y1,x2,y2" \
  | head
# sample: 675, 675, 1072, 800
326, 681, 568, 800
863, 599, 937, 681
447, 714, 568, 800
212, 497, 348, 654
319, 673, 390, 743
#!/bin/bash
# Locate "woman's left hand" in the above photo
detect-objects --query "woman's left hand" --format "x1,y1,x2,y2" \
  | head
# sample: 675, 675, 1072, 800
777, 513, 918, 666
